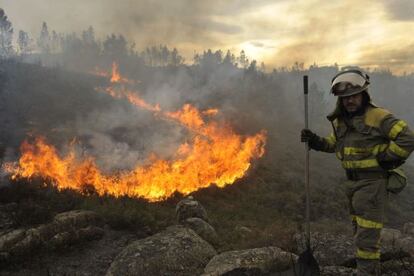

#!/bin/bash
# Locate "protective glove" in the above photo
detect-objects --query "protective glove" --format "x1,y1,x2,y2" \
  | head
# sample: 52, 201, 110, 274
376, 151, 405, 170
301, 129, 317, 143
301, 129, 325, 151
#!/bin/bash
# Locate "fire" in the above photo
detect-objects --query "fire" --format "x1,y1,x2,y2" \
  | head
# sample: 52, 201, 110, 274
7, 63, 267, 201
91, 62, 136, 85
110, 62, 122, 83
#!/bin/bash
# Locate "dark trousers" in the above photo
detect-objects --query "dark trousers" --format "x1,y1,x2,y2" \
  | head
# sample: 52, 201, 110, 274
344, 178, 387, 276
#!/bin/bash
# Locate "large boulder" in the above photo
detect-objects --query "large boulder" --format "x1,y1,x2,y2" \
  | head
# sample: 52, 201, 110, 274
182, 217, 220, 247
295, 232, 354, 266
202, 247, 297, 275
106, 225, 217, 276
0, 210, 104, 261
176, 196, 208, 223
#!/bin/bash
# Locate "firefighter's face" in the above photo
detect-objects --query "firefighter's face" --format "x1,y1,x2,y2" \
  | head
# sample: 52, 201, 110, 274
342, 93, 363, 113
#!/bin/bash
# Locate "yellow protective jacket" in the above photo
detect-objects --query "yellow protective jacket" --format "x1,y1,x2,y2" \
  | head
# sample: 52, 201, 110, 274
315, 103, 414, 172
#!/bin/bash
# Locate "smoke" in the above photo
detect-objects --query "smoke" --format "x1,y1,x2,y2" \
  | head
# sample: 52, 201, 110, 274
72, 103, 188, 172
2, 0, 414, 74
381, 0, 414, 21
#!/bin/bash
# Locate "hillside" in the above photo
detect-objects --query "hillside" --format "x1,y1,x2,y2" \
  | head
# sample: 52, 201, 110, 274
0, 60, 414, 274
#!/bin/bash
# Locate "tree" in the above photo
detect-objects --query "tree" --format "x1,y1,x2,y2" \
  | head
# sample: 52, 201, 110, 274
247, 60, 257, 72
82, 26, 96, 45
50, 30, 60, 53
18, 30, 30, 55
0, 9, 14, 58
238, 50, 248, 68
102, 34, 128, 59
38, 22, 50, 54
223, 50, 236, 65
260, 62, 266, 72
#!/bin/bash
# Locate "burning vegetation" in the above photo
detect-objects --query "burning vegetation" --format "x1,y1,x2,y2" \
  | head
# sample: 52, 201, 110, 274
6, 63, 266, 201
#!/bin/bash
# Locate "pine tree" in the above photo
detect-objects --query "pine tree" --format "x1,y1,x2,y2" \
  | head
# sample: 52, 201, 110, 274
0, 9, 14, 58
18, 30, 30, 54
238, 50, 250, 69
38, 22, 50, 54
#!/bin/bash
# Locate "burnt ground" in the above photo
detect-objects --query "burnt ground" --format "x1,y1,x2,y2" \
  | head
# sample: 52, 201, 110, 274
1, 227, 137, 276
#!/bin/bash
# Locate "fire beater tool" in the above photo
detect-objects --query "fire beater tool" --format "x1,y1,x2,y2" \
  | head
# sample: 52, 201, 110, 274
292, 75, 320, 276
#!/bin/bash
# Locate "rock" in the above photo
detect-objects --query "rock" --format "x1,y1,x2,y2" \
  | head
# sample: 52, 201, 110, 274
320, 265, 356, 275
295, 230, 414, 268
294, 232, 354, 266
182, 217, 220, 247
203, 247, 297, 275
176, 197, 208, 223
234, 225, 253, 238
0, 210, 104, 260
381, 228, 402, 247
0, 229, 26, 251
78, 226, 105, 241
403, 222, 414, 236
49, 231, 74, 248
106, 225, 216, 276
395, 236, 414, 257
381, 257, 414, 275
53, 210, 103, 231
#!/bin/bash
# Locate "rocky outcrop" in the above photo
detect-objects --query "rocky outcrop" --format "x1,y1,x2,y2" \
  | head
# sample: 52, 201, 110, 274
176, 197, 221, 248
182, 217, 220, 247
176, 196, 209, 223
0, 210, 104, 262
106, 225, 217, 276
295, 232, 354, 267
203, 247, 297, 275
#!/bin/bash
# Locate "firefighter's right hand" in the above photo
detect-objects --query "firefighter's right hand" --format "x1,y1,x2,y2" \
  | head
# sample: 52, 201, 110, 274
301, 129, 317, 143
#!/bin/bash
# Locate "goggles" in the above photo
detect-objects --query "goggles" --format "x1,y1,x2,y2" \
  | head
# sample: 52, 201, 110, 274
331, 70, 370, 97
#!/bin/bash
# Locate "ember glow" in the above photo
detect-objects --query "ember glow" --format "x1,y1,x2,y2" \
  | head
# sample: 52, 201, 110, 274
7, 63, 266, 201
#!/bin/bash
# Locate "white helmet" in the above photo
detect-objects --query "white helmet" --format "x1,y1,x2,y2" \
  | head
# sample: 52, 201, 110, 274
330, 69, 370, 97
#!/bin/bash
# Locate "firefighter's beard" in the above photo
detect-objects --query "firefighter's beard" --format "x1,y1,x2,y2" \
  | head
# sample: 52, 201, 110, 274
344, 102, 361, 113
341, 94, 366, 117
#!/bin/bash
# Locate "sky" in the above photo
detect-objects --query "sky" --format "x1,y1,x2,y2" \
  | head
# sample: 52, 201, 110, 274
1, 0, 414, 74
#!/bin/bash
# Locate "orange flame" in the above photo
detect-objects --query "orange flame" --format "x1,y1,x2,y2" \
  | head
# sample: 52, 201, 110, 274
91, 62, 137, 85
7, 63, 267, 201
110, 62, 122, 83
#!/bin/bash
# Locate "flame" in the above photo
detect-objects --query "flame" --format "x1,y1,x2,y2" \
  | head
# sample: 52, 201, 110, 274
91, 62, 137, 85
110, 62, 122, 83
8, 63, 267, 201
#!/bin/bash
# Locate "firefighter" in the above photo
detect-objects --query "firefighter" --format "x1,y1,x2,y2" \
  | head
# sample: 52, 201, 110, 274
301, 69, 414, 275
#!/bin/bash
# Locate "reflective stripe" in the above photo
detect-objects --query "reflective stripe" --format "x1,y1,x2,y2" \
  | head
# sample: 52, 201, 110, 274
357, 249, 380, 260
343, 144, 387, 155
388, 120, 407, 140
356, 216, 383, 229
388, 142, 410, 158
325, 133, 336, 146
342, 159, 379, 169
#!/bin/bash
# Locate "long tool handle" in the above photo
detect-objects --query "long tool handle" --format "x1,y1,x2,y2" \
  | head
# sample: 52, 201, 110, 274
303, 75, 311, 250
